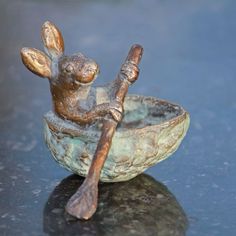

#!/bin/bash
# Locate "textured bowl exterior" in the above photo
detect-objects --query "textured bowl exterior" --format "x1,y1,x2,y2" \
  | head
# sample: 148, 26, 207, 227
44, 95, 190, 182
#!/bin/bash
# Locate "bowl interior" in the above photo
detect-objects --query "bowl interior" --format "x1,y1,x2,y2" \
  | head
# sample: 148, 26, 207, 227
117, 95, 184, 130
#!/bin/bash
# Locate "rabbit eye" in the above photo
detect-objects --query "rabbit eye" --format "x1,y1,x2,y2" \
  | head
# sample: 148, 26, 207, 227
64, 64, 74, 73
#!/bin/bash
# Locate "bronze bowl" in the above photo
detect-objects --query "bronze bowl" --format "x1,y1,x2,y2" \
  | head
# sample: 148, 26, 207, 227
44, 95, 190, 182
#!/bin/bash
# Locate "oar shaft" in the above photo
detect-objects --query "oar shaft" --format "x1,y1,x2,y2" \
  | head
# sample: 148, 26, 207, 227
86, 44, 143, 183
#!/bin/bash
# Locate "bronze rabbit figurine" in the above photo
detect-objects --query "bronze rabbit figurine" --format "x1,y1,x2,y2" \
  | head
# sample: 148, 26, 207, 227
20, 21, 190, 220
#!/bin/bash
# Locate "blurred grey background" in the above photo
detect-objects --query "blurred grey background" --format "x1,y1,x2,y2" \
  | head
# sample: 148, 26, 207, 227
0, 0, 235, 235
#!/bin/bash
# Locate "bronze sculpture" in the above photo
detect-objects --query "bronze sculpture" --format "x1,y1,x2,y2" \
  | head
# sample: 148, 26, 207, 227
21, 21, 190, 220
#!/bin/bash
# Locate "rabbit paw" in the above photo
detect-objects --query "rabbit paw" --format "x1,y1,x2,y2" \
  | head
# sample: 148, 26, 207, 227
120, 61, 139, 84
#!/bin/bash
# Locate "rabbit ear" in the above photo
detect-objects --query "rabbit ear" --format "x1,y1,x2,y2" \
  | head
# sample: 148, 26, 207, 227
41, 21, 64, 59
20, 47, 51, 78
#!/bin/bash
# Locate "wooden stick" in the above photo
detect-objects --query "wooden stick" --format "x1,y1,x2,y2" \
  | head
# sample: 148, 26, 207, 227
65, 44, 143, 220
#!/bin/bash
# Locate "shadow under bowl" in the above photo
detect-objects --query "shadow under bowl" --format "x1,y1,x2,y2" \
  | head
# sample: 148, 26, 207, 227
44, 174, 188, 236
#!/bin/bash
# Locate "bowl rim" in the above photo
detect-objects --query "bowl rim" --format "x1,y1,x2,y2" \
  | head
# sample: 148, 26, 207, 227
44, 94, 189, 139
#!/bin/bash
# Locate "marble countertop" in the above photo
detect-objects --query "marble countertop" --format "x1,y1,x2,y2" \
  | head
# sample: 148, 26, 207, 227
0, 0, 235, 235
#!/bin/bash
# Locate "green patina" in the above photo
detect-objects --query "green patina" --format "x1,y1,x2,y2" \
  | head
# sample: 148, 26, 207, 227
44, 95, 190, 182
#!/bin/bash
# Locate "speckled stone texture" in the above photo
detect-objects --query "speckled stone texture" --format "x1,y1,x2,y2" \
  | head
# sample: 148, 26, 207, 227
44, 95, 190, 182
44, 174, 188, 236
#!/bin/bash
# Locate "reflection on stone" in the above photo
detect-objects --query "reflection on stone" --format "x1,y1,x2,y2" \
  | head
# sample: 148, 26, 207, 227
44, 174, 188, 236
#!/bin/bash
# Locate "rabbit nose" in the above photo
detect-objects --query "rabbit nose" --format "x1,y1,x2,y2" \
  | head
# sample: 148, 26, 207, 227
89, 62, 98, 71
84, 62, 98, 75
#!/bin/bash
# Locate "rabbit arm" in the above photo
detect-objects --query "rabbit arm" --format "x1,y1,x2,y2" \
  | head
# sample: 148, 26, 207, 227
104, 60, 140, 100
56, 102, 122, 125
75, 103, 112, 124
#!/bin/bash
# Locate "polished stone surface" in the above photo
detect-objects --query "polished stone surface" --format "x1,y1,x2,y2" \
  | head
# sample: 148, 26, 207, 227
0, 0, 236, 235
44, 174, 187, 236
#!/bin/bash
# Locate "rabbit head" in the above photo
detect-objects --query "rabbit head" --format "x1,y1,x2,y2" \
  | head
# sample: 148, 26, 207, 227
20, 21, 99, 90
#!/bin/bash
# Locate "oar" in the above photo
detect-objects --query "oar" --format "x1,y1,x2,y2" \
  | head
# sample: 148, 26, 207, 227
66, 44, 143, 220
